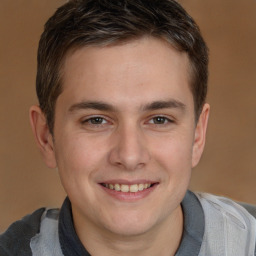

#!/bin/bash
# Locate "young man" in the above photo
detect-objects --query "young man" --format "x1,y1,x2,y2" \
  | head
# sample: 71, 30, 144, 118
1, 0, 256, 255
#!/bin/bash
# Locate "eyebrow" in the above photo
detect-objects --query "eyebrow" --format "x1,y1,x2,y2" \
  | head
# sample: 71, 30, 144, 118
142, 99, 186, 112
68, 99, 186, 113
69, 101, 115, 112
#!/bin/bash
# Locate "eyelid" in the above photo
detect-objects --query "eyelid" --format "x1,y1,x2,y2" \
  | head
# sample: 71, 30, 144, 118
146, 115, 175, 124
80, 115, 112, 125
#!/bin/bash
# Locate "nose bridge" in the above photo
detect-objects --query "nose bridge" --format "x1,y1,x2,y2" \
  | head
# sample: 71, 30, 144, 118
109, 120, 150, 170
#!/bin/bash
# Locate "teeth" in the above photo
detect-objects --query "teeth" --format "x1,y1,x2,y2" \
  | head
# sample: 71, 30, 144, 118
138, 184, 144, 191
103, 183, 152, 193
130, 184, 138, 193
114, 184, 121, 191
121, 185, 129, 192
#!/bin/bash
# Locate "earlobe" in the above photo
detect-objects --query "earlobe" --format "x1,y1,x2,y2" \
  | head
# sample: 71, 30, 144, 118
29, 105, 57, 168
192, 103, 210, 168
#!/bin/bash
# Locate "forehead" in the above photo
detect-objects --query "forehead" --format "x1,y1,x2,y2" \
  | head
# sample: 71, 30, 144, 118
59, 37, 193, 111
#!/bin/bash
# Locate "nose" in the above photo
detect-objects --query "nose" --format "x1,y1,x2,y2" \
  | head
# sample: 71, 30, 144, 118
108, 124, 151, 170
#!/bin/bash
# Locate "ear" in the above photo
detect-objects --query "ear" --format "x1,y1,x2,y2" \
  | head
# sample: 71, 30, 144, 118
29, 105, 57, 168
192, 103, 210, 168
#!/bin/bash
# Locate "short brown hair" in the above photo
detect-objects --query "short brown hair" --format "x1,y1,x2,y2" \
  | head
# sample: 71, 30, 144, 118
36, 0, 208, 133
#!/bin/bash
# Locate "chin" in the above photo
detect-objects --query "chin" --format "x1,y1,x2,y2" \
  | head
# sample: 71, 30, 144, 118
106, 222, 152, 237
101, 210, 160, 237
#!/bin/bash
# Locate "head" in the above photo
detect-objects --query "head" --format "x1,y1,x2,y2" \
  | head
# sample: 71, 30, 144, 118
30, 0, 210, 249
36, 0, 208, 134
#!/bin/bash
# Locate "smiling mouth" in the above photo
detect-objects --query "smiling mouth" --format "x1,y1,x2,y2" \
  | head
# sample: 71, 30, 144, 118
100, 183, 157, 193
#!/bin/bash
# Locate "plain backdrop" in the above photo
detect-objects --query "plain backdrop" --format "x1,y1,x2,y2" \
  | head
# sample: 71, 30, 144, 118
1, 0, 256, 232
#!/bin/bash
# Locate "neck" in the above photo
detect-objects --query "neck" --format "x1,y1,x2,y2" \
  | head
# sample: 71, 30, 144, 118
73, 205, 183, 256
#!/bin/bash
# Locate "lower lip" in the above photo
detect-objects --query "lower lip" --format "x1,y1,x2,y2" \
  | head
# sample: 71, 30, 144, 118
99, 184, 158, 202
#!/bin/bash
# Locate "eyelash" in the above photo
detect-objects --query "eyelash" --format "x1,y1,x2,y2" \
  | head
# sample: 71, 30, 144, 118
81, 116, 109, 126
81, 115, 174, 127
147, 116, 174, 125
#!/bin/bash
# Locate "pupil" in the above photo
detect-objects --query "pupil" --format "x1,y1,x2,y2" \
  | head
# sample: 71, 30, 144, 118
154, 117, 165, 124
92, 117, 103, 124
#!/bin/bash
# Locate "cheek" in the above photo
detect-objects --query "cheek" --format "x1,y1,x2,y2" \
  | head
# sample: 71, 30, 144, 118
152, 132, 194, 172
54, 135, 104, 183
151, 133, 194, 199
54, 135, 107, 205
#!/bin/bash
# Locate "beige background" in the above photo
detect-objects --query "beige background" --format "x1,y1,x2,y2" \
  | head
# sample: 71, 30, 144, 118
1, 0, 256, 232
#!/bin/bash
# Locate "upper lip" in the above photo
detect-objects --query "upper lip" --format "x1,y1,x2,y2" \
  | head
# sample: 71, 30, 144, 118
99, 179, 159, 185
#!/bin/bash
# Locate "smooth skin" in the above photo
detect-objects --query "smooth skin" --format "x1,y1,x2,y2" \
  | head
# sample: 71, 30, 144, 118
30, 37, 209, 256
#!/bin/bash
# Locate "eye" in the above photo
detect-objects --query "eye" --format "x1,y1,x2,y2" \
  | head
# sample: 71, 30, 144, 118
148, 116, 173, 125
88, 117, 106, 124
81, 116, 108, 125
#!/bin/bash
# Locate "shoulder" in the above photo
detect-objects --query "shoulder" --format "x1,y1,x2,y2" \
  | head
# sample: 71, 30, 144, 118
195, 192, 256, 256
195, 192, 256, 220
0, 208, 53, 256
238, 202, 256, 219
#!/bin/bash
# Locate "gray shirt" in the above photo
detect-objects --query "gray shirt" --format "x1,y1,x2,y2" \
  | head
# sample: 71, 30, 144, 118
0, 191, 255, 255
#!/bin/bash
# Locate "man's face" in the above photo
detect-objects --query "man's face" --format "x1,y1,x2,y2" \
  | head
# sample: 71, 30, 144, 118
45, 37, 208, 236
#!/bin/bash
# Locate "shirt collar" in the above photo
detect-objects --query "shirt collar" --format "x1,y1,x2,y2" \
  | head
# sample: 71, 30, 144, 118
59, 190, 205, 256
